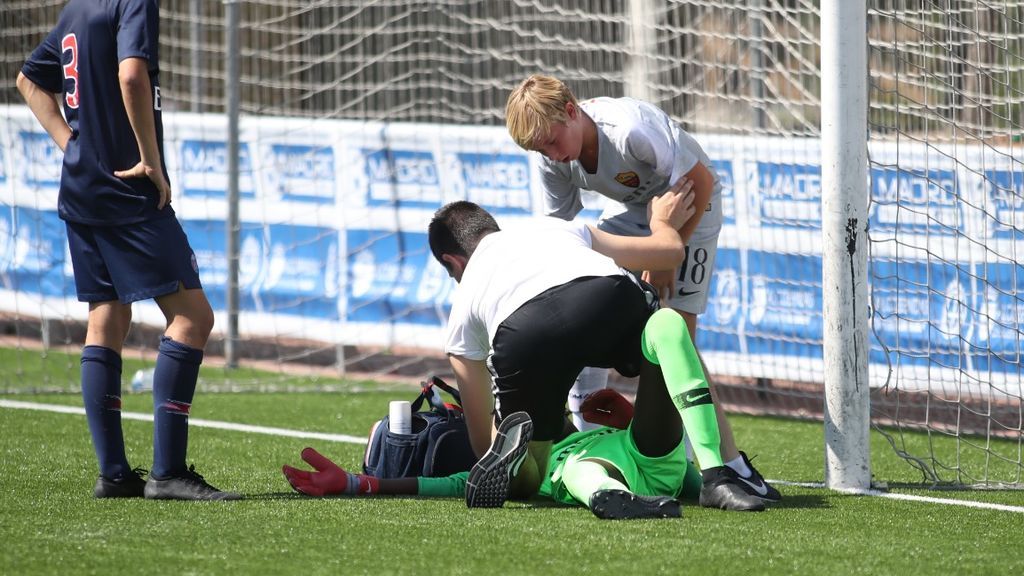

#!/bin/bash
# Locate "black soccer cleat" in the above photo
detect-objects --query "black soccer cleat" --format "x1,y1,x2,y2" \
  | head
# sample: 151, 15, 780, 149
465, 411, 533, 508
699, 466, 766, 512
94, 467, 148, 499
144, 464, 243, 501
734, 451, 782, 502
589, 489, 682, 520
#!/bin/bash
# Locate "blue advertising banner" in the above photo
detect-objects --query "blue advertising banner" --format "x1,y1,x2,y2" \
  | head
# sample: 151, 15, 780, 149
712, 159, 736, 227
20, 131, 62, 189
263, 144, 335, 204
179, 140, 256, 199
0, 206, 70, 297
363, 149, 443, 208
870, 166, 960, 235
696, 247, 743, 354
976, 261, 1024, 373
184, 219, 266, 311
984, 168, 1024, 240
868, 257, 974, 370
455, 152, 531, 214
754, 161, 821, 229
346, 229, 453, 326
259, 223, 340, 319
184, 220, 339, 319
743, 250, 823, 358
0, 106, 1019, 388
0, 136, 7, 186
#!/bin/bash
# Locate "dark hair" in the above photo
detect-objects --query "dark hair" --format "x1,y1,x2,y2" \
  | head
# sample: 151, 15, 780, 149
428, 201, 500, 267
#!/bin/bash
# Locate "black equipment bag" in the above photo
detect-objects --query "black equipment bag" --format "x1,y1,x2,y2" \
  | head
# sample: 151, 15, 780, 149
362, 375, 478, 478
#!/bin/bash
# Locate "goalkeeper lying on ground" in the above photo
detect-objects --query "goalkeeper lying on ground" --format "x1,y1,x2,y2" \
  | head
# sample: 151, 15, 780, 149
282, 386, 701, 519
282, 308, 762, 518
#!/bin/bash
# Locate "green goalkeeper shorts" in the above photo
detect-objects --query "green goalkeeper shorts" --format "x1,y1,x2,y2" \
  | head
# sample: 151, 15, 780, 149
538, 426, 690, 506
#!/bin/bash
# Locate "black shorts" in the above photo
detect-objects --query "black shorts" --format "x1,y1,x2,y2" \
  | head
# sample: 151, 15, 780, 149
488, 274, 654, 441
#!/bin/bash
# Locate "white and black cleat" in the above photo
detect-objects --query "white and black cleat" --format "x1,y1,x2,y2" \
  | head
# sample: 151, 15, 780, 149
734, 451, 782, 502
699, 466, 766, 512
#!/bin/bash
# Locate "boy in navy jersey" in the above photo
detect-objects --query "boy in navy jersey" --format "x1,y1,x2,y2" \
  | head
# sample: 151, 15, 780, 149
17, 0, 238, 500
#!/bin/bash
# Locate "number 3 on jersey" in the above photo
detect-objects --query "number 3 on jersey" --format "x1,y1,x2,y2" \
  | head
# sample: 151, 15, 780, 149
61, 33, 80, 109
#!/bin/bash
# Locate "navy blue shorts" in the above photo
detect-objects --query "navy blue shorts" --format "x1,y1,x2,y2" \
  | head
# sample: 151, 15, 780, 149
66, 215, 203, 304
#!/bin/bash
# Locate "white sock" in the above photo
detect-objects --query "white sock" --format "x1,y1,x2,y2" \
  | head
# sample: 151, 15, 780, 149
571, 411, 600, 432
725, 455, 751, 478
567, 366, 609, 432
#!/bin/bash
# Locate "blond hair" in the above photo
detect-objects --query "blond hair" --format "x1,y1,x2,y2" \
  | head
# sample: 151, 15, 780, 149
505, 74, 579, 150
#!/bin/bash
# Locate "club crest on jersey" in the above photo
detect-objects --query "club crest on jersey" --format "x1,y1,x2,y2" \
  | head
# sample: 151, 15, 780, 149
615, 171, 640, 188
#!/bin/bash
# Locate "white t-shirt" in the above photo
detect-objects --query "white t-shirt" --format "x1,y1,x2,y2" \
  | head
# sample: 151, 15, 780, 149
540, 96, 720, 229
444, 218, 624, 361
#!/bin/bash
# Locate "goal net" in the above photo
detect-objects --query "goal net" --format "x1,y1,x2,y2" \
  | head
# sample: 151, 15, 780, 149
866, 2, 1023, 487
0, 0, 1020, 487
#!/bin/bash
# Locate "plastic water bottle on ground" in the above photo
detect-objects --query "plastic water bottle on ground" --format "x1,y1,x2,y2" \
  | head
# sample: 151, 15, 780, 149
130, 368, 155, 393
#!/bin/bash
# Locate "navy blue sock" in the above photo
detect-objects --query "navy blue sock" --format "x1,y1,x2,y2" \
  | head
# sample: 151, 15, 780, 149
81, 346, 130, 479
151, 336, 203, 478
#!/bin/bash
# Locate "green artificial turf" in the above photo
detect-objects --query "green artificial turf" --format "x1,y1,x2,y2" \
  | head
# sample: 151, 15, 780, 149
2, 387, 1023, 575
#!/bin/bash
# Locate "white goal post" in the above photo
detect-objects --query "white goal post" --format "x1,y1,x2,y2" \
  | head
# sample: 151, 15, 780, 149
821, 0, 871, 491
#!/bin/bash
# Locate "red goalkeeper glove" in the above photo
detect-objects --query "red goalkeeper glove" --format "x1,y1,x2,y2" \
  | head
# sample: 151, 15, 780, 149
580, 389, 635, 430
282, 447, 379, 496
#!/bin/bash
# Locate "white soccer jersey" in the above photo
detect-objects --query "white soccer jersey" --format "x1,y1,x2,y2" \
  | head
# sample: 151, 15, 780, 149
444, 218, 624, 361
540, 96, 721, 230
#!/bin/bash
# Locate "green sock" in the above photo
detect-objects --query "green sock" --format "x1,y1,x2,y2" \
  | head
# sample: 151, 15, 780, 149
417, 472, 469, 497
641, 309, 723, 469
561, 457, 629, 506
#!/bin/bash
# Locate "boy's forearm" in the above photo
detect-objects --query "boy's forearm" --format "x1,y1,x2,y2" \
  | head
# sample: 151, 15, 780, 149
118, 58, 161, 166
379, 473, 469, 497
646, 222, 687, 262
377, 477, 420, 495
16, 72, 71, 152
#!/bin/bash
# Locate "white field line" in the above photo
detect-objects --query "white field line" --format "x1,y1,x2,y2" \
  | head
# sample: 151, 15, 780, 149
4, 399, 1024, 514
0, 399, 367, 445
773, 480, 1024, 514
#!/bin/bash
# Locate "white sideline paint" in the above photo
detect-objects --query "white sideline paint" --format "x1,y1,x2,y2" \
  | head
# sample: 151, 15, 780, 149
0, 399, 367, 445
775, 480, 1024, 514
4, 399, 1024, 514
